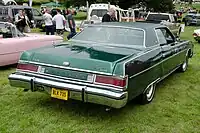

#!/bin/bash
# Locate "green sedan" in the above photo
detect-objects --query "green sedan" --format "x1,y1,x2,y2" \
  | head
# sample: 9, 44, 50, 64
9, 22, 193, 109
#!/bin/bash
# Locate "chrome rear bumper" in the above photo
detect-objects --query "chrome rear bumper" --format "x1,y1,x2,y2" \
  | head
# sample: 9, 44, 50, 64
8, 73, 128, 109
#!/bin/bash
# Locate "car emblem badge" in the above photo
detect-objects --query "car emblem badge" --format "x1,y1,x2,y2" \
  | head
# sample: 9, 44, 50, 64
63, 62, 70, 66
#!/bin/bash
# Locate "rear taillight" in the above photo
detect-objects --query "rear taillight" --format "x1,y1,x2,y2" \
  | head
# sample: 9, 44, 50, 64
94, 75, 127, 88
193, 33, 198, 37
17, 63, 38, 72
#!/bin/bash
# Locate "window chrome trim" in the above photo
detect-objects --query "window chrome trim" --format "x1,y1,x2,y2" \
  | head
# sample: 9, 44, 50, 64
73, 25, 147, 48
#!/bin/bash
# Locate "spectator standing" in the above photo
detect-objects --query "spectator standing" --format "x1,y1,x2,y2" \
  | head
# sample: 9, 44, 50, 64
15, 10, 26, 33
67, 10, 76, 40
52, 9, 66, 36
43, 9, 54, 35
22, 10, 31, 33
102, 8, 117, 22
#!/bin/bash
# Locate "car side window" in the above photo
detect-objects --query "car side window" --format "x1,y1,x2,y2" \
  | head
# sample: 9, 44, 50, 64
155, 29, 167, 44
33, 9, 41, 16
156, 28, 175, 45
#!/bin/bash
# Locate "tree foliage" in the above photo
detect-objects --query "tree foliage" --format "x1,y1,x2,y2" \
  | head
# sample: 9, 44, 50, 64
35, 0, 175, 12
145, 0, 174, 12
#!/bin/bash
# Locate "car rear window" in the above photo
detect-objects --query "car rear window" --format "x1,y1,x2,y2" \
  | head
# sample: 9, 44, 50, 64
147, 14, 170, 21
73, 26, 145, 46
90, 9, 108, 17
0, 8, 8, 15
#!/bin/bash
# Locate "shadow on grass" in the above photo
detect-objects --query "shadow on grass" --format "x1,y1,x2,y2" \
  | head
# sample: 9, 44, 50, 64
40, 71, 184, 115
1, 63, 185, 118
0, 64, 17, 70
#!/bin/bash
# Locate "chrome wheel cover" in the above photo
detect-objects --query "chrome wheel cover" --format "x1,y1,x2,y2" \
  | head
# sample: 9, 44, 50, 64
182, 61, 187, 71
146, 84, 154, 101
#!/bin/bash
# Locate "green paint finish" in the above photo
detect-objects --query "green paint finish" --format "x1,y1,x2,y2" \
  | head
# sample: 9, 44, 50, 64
44, 66, 90, 81
20, 42, 140, 76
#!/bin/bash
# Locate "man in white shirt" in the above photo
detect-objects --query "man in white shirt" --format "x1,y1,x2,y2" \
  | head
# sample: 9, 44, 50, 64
43, 9, 54, 35
52, 9, 66, 35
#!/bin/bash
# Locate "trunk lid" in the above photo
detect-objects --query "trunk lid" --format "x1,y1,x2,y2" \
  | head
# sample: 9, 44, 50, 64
28, 42, 142, 80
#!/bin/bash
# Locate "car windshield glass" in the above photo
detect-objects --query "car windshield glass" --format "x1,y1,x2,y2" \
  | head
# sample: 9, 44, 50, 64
0, 23, 25, 38
13, 8, 33, 20
147, 14, 170, 21
90, 9, 108, 17
73, 26, 144, 46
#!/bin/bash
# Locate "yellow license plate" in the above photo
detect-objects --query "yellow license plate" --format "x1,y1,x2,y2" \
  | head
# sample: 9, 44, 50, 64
51, 88, 68, 100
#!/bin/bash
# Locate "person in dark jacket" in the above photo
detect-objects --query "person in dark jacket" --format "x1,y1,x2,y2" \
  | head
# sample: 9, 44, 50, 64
102, 8, 117, 22
67, 10, 76, 40
15, 10, 26, 33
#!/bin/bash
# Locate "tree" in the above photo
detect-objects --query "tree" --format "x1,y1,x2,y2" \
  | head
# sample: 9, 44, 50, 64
66, 0, 174, 12
145, 0, 174, 12
116, 0, 174, 12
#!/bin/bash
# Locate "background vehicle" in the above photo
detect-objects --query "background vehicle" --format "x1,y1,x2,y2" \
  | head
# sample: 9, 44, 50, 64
87, 3, 126, 22
0, 0, 17, 6
0, 22, 63, 66
145, 12, 182, 37
0, 5, 43, 28
182, 13, 195, 25
193, 29, 200, 43
183, 13, 200, 26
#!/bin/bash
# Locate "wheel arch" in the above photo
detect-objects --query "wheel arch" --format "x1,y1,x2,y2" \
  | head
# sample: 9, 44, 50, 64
186, 48, 193, 58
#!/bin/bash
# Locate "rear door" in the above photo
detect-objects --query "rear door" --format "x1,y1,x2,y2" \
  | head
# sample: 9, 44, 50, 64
155, 28, 178, 76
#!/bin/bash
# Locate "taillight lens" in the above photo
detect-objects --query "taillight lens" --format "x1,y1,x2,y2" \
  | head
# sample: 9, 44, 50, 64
193, 33, 198, 37
95, 75, 127, 88
17, 63, 38, 72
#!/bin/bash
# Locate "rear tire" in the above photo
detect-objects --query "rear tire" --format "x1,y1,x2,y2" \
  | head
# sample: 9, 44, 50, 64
178, 28, 181, 37
139, 82, 156, 104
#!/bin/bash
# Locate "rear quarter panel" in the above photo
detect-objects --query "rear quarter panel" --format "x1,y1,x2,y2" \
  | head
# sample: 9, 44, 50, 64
114, 47, 163, 100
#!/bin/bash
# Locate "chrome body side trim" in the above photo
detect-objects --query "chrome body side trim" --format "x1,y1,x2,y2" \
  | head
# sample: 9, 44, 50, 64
129, 47, 187, 79
123, 47, 160, 77
143, 78, 160, 93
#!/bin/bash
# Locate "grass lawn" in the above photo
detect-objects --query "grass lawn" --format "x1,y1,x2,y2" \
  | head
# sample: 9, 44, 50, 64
0, 26, 200, 133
